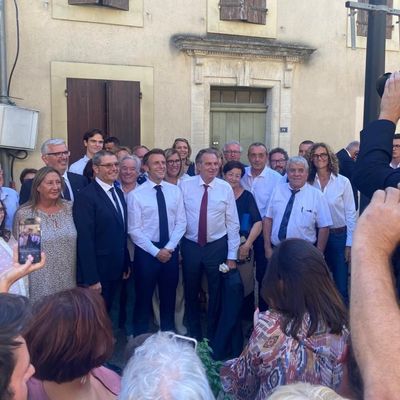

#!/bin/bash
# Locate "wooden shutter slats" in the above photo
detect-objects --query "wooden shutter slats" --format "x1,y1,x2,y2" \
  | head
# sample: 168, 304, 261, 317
357, 0, 393, 39
220, 0, 266, 24
246, 0, 267, 25
69, 0, 129, 11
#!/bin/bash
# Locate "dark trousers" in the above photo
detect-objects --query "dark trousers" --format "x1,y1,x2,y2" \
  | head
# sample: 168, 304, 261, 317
101, 280, 122, 313
253, 234, 268, 311
133, 245, 179, 336
181, 236, 228, 341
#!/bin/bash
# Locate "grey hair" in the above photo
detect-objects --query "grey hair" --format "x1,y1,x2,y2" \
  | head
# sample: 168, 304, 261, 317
268, 382, 347, 400
120, 332, 215, 400
286, 156, 309, 172
92, 150, 116, 166
223, 140, 242, 152
346, 141, 360, 151
120, 155, 141, 172
40, 139, 66, 155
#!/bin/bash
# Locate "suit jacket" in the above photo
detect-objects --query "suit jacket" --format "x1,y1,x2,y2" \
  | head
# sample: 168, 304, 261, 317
19, 172, 88, 205
336, 148, 358, 210
73, 180, 129, 286
354, 119, 400, 199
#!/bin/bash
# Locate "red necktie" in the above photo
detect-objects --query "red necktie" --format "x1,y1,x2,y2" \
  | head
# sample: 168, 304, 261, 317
198, 184, 208, 246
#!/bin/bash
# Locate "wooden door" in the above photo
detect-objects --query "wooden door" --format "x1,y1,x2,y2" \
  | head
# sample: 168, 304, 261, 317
66, 78, 141, 163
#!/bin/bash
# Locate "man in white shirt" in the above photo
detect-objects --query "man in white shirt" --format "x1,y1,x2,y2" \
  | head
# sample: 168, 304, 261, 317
69, 128, 104, 175
264, 156, 332, 258
180, 148, 240, 341
127, 149, 186, 335
241, 142, 281, 310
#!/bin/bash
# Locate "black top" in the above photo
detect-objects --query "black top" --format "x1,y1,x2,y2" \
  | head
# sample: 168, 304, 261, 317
354, 119, 400, 199
187, 162, 196, 176
235, 189, 262, 238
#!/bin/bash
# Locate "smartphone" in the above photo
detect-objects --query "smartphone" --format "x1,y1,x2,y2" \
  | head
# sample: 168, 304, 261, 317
18, 217, 41, 264
167, 333, 197, 350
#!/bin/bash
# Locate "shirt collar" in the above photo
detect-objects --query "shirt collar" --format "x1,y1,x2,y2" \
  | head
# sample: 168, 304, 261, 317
198, 175, 215, 188
288, 182, 307, 191
95, 177, 114, 191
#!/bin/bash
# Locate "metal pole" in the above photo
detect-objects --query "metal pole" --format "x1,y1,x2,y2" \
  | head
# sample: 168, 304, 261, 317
360, 0, 388, 212
0, 0, 9, 105
363, 0, 387, 127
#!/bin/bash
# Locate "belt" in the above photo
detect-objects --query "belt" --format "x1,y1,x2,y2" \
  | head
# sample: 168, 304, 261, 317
330, 226, 346, 234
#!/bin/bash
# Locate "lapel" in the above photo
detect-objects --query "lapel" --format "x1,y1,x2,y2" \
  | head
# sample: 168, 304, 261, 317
93, 180, 125, 228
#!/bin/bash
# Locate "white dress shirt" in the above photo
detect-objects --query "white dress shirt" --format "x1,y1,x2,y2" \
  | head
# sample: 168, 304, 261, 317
127, 179, 187, 257
69, 155, 90, 175
241, 166, 282, 217
313, 173, 356, 246
0, 187, 19, 230
266, 182, 333, 246
95, 177, 125, 222
180, 175, 240, 260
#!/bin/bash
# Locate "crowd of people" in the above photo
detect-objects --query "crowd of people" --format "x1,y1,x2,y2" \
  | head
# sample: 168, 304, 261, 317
3, 72, 400, 399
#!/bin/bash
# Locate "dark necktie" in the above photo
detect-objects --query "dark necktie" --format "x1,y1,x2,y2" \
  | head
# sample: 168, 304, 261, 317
62, 178, 71, 201
198, 184, 209, 247
109, 187, 124, 223
278, 189, 299, 241
155, 185, 169, 247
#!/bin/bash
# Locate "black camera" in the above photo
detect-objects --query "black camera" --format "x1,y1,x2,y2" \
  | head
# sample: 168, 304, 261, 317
376, 72, 392, 97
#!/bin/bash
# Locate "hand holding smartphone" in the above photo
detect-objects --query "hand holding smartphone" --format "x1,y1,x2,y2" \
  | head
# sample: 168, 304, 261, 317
18, 217, 42, 264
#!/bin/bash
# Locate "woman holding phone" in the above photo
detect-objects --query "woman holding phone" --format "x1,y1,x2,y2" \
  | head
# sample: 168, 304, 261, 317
13, 166, 76, 302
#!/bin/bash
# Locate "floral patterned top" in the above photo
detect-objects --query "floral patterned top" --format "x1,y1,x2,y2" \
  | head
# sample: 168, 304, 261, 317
220, 310, 349, 400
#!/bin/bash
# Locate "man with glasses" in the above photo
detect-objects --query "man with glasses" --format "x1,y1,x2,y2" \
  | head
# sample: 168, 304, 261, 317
73, 150, 130, 312
269, 147, 289, 176
223, 141, 243, 163
19, 138, 88, 205
390, 134, 400, 168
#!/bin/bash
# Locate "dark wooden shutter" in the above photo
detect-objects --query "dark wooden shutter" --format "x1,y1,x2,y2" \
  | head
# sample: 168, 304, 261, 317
66, 78, 107, 163
220, 0, 246, 21
102, 0, 129, 11
246, 0, 267, 25
106, 81, 141, 149
68, 0, 100, 5
357, 0, 393, 39
68, 0, 129, 11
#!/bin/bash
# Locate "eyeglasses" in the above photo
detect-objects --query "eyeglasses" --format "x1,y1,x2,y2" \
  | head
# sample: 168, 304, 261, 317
393, 144, 400, 149
223, 150, 241, 154
167, 159, 181, 166
312, 153, 329, 160
0, 207, 4, 212
270, 159, 286, 164
98, 162, 119, 168
46, 151, 70, 158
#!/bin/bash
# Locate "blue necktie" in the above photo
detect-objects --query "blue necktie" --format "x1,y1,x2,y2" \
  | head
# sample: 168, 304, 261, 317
278, 189, 299, 241
109, 187, 124, 223
62, 178, 71, 201
155, 185, 169, 247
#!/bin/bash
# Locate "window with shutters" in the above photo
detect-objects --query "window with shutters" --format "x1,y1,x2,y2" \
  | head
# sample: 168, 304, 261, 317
357, 0, 393, 39
68, 0, 129, 11
220, 0, 267, 25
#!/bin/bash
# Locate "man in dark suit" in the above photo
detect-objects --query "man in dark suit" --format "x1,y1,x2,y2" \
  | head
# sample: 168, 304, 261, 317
19, 138, 88, 204
336, 141, 360, 209
73, 150, 130, 311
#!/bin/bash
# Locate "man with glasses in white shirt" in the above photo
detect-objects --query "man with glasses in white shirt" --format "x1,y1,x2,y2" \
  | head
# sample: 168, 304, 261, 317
19, 139, 88, 205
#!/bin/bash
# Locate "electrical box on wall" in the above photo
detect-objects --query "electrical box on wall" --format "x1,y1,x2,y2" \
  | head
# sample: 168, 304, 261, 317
0, 104, 39, 150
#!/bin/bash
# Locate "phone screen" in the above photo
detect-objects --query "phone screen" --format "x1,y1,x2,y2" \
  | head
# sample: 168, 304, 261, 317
18, 217, 41, 264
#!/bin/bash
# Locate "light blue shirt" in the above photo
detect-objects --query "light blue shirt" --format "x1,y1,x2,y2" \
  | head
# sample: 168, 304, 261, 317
0, 186, 19, 230
69, 155, 90, 175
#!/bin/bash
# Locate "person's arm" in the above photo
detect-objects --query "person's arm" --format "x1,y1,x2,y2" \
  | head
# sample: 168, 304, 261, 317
225, 186, 240, 268
0, 247, 45, 293
239, 221, 262, 260
354, 71, 400, 198
351, 187, 400, 399
342, 177, 357, 262
262, 217, 273, 260
316, 227, 329, 253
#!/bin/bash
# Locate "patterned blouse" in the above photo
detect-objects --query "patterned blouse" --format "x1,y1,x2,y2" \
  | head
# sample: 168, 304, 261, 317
220, 310, 349, 400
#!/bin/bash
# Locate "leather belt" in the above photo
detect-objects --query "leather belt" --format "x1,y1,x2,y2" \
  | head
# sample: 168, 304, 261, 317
329, 226, 346, 234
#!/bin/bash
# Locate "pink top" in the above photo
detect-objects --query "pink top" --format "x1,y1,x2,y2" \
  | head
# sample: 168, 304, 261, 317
27, 367, 121, 400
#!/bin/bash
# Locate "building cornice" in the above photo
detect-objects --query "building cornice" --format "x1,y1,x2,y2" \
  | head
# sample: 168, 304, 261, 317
172, 33, 316, 62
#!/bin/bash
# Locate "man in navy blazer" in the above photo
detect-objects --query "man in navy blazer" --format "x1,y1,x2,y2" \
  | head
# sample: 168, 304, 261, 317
73, 150, 130, 311
19, 138, 88, 204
